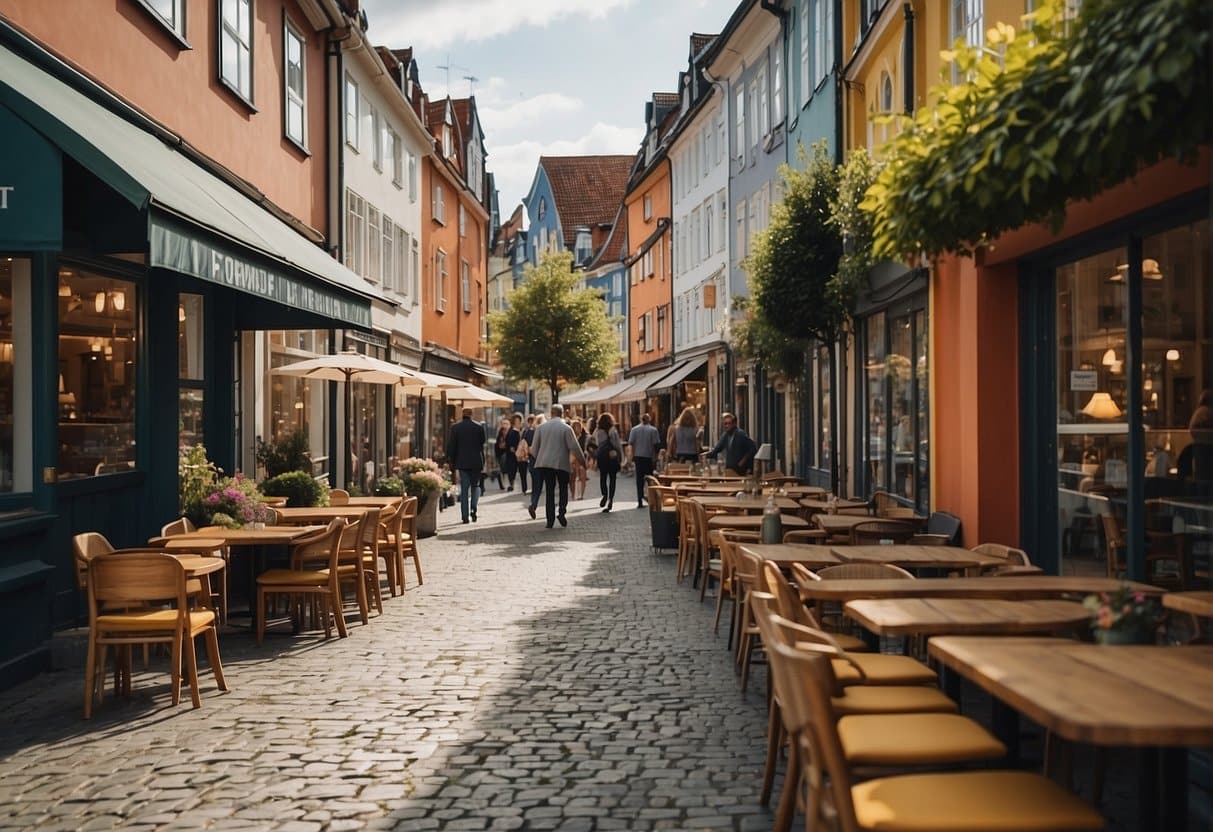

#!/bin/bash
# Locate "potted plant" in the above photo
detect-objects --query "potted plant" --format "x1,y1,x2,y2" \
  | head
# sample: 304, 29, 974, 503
188, 474, 271, 529
395, 457, 450, 537
374, 475, 404, 497
261, 470, 330, 507
1083, 585, 1162, 645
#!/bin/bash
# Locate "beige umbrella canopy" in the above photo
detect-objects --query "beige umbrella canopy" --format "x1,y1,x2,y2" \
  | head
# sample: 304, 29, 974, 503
273, 351, 426, 485
397, 370, 469, 395
444, 383, 513, 406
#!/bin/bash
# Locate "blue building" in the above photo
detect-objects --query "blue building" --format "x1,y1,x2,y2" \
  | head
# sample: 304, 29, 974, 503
784, 0, 841, 164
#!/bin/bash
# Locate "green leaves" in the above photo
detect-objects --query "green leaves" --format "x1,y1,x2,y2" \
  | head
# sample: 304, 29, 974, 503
868, 0, 1211, 260
488, 250, 620, 400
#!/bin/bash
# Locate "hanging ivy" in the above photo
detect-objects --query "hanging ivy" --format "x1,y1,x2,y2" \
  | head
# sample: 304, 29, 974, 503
864, 0, 1212, 260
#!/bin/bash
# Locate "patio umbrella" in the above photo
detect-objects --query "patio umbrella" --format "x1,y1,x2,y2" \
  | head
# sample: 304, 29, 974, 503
397, 370, 468, 395
274, 351, 426, 487
444, 383, 514, 406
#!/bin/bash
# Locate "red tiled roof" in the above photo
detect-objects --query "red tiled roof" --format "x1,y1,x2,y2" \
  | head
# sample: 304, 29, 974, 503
689, 33, 716, 58
653, 92, 680, 108
391, 47, 413, 66
540, 155, 635, 249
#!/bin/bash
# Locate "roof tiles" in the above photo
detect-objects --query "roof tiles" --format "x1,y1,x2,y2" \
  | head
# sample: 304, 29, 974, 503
540, 155, 635, 249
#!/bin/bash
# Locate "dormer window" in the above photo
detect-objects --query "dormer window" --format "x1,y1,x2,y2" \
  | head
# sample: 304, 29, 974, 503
538, 197, 547, 220
574, 227, 593, 266
442, 127, 453, 158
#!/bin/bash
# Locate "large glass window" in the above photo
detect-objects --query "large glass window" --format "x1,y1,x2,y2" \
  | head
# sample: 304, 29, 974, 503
283, 21, 306, 148
817, 345, 831, 473
219, 0, 253, 103
860, 305, 930, 510
178, 294, 205, 450
58, 269, 137, 478
267, 330, 329, 478
0, 258, 31, 492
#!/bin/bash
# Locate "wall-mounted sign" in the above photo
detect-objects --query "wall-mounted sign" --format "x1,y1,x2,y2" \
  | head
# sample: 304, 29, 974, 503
1070, 370, 1099, 392
0, 104, 62, 249
150, 215, 372, 328
702, 283, 717, 309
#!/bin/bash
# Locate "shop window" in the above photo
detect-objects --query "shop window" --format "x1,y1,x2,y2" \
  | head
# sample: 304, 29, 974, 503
817, 345, 831, 472
178, 294, 205, 450
219, 0, 253, 103
0, 258, 32, 493
58, 269, 137, 479
283, 21, 306, 148
267, 330, 329, 477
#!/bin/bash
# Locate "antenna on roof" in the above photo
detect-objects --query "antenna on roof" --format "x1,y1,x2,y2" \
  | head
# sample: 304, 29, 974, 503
462, 75, 479, 96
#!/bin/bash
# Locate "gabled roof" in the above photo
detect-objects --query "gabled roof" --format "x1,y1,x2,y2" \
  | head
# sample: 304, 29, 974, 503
689, 33, 716, 59
585, 201, 628, 270
539, 155, 635, 249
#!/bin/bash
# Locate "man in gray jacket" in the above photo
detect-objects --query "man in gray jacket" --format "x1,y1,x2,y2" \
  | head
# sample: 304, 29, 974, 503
446, 407, 487, 523
529, 403, 586, 528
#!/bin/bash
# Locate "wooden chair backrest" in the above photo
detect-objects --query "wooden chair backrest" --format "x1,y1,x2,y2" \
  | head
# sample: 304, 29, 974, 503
665, 463, 691, 474
292, 518, 347, 567
677, 499, 699, 545
338, 510, 373, 556
972, 542, 1031, 565
783, 529, 826, 544
262, 507, 280, 525
815, 562, 916, 580
849, 519, 917, 545
766, 641, 860, 832
160, 517, 196, 537
329, 488, 351, 505
1100, 513, 1125, 576
790, 563, 821, 585
88, 551, 186, 608
360, 508, 382, 550
382, 501, 404, 541
735, 546, 764, 593
400, 497, 418, 543
644, 475, 661, 488
909, 533, 951, 545
73, 532, 115, 590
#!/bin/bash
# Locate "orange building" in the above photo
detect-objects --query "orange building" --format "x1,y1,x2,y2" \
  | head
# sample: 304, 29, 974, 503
417, 96, 490, 372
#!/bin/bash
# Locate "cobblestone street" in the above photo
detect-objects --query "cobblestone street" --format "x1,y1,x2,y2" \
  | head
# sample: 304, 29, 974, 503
0, 478, 779, 831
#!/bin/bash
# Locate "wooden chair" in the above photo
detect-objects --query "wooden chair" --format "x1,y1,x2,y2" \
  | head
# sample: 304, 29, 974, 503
336, 510, 376, 623
257, 518, 348, 644
1101, 513, 1184, 589
160, 517, 196, 537
664, 462, 691, 474
375, 501, 405, 596
647, 486, 680, 555
160, 518, 229, 622
782, 529, 827, 545
849, 519, 918, 546
85, 551, 227, 718
73, 532, 115, 594
754, 602, 998, 831
909, 533, 951, 546
329, 488, 351, 505
760, 561, 869, 653
870, 490, 896, 516
815, 563, 917, 581
675, 499, 700, 583
768, 641, 1104, 832
972, 542, 1034, 576
398, 496, 423, 587
715, 530, 760, 642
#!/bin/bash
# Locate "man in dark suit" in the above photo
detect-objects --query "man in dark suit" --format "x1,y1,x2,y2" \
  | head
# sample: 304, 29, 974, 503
709, 412, 757, 475
446, 408, 487, 523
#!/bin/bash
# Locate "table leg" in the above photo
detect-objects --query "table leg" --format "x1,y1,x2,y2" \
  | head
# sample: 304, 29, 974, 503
991, 698, 1020, 764
1139, 747, 1187, 830
940, 665, 962, 708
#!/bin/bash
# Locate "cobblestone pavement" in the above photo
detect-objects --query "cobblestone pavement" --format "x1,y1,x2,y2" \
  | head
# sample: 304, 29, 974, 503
0, 476, 782, 831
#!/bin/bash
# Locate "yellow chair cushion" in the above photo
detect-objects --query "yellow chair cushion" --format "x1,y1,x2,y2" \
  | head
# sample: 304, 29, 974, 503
832, 685, 958, 716
96, 609, 214, 632
838, 713, 1005, 766
257, 569, 331, 586
831, 654, 938, 687
851, 770, 1105, 831
831, 632, 871, 652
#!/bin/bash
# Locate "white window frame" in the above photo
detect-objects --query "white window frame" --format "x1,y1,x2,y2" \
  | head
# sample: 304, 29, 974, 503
459, 203, 467, 238
703, 200, 713, 260
381, 214, 394, 291
747, 79, 758, 152
344, 74, 359, 151
137, 0, 186, 41
436, 248, 448, 312
442, 126, 453, 158
367, 205, 381, 282
408, 152, 418, 201
643, 194, 653, 221
735, 198, 746, 260
951, 0, 983, 81
391, 131, 403, 186
657, 305, 666, 352
344, 189, 365, 277
800, 1, 810, 105
772, 39, 783, 126
716, 108, 726, 164
717, 190, 727, 253
394, 225, 408, 297
461, 259, 471, 312
371, 107, 383, 171
757, 64, 769, 138
410, 239, 420, 304
219, 0, 253, 103
433, 183, 446, 225
734, 87, 745, 162
283, 20, 306, 149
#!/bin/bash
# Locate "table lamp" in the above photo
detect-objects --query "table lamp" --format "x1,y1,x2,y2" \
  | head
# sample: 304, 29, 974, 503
753, 443, 773, 491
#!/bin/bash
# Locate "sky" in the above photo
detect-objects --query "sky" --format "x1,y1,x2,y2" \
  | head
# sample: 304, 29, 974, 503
359, 0, 741, 220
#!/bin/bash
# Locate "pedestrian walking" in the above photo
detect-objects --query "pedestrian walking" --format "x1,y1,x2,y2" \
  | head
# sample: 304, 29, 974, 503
516, 414, 535, 494
493, 417, 511, 491
709, 411, 757, 475
627, 413, 661, 508
526, 414, 547, 518
570, 418, 589, 500
668, 407, 703, 462
529, 404, 586, 528
594, 412, 623, 513
446, 407, 487, 523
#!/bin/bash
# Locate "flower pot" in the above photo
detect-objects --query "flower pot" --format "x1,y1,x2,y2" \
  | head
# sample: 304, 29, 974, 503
415, 493, 438, 538
1094, 627, 1153, 645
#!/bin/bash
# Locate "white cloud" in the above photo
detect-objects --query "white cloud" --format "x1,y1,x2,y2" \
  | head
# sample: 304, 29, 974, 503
363, 0, 638, 50
479, 93, 584, 132
491, 123, 642, 211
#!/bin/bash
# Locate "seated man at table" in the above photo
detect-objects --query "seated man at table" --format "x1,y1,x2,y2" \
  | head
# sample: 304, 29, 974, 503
709, 412, 757, 475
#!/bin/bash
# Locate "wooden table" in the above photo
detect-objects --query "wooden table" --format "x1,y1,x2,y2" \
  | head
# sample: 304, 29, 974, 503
150, 525, 326, 547
274, 506, 378, 525
739, 543, 843, 568
1163, 590, 1213, 617
845, 598, 1089, 637
929, 636, 1213, 828
832, 545, 1006, 571
812, 514, 882, 535
657, 474, 746, 485
691, 495, 802, 514
801, 498, 870, 514
343, 496, 403, 508
797, 576, 1166, 603
707, 514, 809, 532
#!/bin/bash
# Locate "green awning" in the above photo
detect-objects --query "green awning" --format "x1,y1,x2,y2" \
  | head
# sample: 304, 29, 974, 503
0, 41, 373, 328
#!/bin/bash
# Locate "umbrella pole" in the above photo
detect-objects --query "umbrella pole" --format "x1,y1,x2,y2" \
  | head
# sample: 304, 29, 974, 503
345, 372, 353, 491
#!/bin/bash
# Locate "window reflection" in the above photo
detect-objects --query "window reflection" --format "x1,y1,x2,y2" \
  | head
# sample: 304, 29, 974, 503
57, 269, 137, 478
0, 258, 31, 492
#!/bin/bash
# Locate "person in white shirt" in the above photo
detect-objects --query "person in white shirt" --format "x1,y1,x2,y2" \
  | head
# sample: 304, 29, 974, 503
528, 404, 586, 527
627, 413, 661, 508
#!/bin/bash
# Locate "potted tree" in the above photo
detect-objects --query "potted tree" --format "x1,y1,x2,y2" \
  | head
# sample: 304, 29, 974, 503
395, 458, 450, 538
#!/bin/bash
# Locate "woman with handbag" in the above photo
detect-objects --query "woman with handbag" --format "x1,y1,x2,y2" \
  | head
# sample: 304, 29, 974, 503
570, 418, 589, 500
515, 414, 534, 494
593, 412, 623, 512
499, 415, 521, 491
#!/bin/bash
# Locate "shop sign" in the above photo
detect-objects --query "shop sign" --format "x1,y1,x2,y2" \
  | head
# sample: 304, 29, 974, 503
0, 104, 62, 249
702, 283, 716, 309
150, 216, 371, 328
1069, 370, 1098, 392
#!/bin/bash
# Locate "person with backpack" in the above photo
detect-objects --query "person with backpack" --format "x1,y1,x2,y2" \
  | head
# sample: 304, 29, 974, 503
594, 411, 623, 513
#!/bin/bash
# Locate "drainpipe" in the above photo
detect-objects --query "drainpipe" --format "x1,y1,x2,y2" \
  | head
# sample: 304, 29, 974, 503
833, 0, 844, 160
902, 3, 915, 114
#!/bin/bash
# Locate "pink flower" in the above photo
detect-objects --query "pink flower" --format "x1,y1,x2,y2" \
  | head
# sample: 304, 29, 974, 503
1097, 607, 1114, 629
1134, 592, 1145, 603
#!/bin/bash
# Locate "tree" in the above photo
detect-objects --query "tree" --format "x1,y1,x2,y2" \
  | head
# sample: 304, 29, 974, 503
864, 0, 1211, 259
489, 251, 619, 403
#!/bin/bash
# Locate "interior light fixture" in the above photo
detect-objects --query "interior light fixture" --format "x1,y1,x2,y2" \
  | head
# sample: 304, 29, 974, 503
111, 290, 126, 312
1082, 392, 1123, 420
178, 305, 186, 323
1166, 348, 1181, 361
94, 292, 106, 313
58, 282, 71, 297
1107, 258, 1164, 282
1101, 348, 1117, 366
